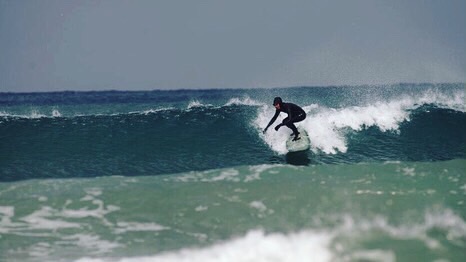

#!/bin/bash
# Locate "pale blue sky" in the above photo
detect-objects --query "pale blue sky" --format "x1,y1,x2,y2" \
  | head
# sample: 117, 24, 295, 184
1, 0, 465, 92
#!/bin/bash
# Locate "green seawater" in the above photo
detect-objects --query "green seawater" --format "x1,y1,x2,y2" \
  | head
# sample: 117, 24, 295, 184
1, 159, 465, 261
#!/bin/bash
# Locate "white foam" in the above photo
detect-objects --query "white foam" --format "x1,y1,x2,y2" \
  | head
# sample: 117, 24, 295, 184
38, 196, 48, 202
254, 89, 465, 154
305, 100, 413, 154
415, 88, 465, 112
244, 164, 276, 182
27, 242, 52, 258
195, 205, 209, 212
224, 96, 263, 106
211, 169, 240, 182
52, 109, 62, 117
20, 206, 81, 230
82, 187, 102, 198
460, 184, 466, 194
0, 109, 60, 118
0, 110, 47, 119
76, 229, 333, 262
1, 107, 177, 119
74, 208, 466, 262
62, 234, 121, 255
402, 167, 416, 176
249, 200, 274, 218
60, 202, 120, 220
423, 209, 466, 240
59, 189, 120, 227
173, 165, 278, 183
255, 105, 290, 154
173, 168, 240, 183
338, 208, 466, 249
187, 100, 213, 109
129, 107, 176, 115
249, 201, 267, 213
30, 110, 47, 118
114, 222, 169, 234
1, 186, 122, 237
0, 205, 14, 219
348, 250, 395, 262
0, 206, 15, 232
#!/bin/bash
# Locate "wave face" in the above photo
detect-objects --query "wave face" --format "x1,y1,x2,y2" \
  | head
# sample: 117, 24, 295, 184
1, 84, 465, 181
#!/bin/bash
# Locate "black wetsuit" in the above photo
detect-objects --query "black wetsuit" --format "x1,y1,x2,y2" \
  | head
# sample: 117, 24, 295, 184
265, 102, 306, 138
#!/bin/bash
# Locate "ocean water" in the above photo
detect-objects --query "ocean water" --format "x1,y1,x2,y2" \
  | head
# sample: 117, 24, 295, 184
0, 83, 465, 261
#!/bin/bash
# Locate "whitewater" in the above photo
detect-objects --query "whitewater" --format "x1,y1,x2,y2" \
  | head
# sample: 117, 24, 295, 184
1, 83, 465, 261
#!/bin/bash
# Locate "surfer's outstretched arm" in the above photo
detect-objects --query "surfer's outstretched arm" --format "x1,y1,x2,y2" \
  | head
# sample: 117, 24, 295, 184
263, 110, 279, 133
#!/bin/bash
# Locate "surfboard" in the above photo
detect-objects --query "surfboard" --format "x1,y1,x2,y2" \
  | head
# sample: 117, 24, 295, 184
286, 127, 310, 152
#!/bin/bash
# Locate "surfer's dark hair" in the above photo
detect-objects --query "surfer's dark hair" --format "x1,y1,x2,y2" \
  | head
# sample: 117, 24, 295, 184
273, 97, 283, 106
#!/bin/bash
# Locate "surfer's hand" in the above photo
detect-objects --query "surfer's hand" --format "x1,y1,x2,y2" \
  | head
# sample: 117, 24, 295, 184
263, 128, 268, 134
274, 124, 282, 131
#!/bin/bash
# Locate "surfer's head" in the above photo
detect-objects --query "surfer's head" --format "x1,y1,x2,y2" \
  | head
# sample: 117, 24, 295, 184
273, 97, 283, 109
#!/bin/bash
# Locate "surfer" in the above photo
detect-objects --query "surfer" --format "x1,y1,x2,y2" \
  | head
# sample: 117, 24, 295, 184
263, 97, 306, 141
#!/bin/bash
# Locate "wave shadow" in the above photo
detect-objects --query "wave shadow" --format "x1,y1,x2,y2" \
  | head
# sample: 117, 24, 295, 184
285, 151, 311, 166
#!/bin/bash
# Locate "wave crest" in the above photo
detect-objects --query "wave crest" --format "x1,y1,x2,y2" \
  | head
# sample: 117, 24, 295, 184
255, 89, 465, 154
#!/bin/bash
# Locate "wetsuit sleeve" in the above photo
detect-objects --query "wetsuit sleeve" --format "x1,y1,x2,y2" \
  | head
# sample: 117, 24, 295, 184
265, 110, 280, 130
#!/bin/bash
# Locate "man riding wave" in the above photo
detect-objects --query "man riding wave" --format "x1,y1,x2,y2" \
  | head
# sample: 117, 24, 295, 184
263, 97, 306, 141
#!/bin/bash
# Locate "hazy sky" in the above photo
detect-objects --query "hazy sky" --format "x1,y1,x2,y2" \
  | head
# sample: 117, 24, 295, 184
1, 0, 465, 92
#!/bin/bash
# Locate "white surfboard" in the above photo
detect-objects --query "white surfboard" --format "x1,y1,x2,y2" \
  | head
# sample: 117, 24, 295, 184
286, 127, 310, 152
